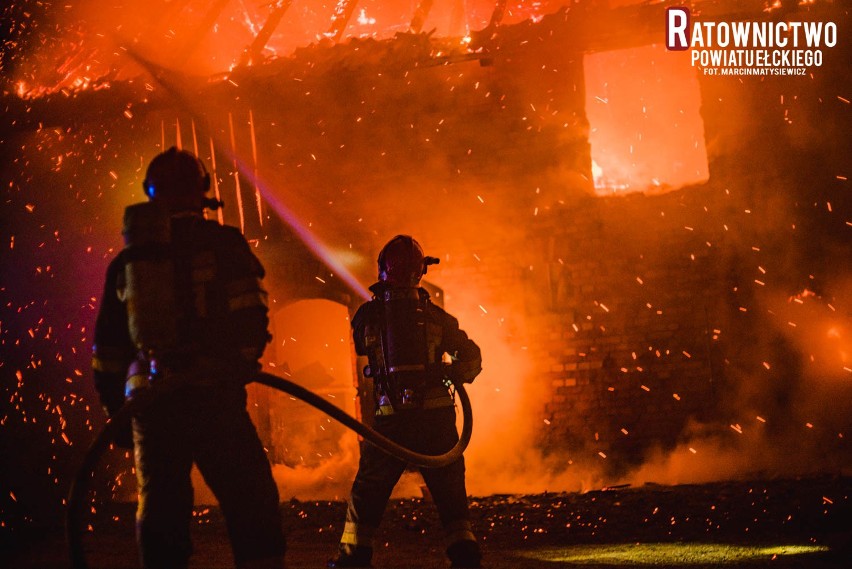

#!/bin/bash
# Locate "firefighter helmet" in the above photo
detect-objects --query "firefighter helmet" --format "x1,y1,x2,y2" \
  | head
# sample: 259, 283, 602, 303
142, 147, 211, 204
377, 235, 438, 287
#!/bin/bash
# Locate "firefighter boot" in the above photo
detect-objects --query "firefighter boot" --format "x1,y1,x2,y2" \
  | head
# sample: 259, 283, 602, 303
447, 539, 482, 569
327, 544, 373, 568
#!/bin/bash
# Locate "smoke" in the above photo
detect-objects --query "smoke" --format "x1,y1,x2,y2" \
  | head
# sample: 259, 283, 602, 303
621, 418, 844, 486
191, 434, 360, 504
436, 278, 555, 494
426, 265, 613, 495
611, 187, 852, 486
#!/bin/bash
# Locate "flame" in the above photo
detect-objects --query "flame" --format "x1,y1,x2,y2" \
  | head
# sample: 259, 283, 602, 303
356, 9, 376, 26
585, 44, 709, 196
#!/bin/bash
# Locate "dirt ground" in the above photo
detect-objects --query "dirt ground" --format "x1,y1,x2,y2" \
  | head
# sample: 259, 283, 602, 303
4, 476, 851, 568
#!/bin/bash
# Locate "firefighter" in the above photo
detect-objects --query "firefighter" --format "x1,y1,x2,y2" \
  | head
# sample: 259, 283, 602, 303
91, 147, 286, 569
329, 235, 483, 568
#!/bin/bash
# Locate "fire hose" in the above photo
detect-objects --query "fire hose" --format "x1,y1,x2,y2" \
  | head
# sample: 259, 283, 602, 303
67, 371, 473, 569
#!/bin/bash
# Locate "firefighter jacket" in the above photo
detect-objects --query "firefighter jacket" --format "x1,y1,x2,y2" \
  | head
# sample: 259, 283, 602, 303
91, 212, 270, 414
353, 282, 481, 414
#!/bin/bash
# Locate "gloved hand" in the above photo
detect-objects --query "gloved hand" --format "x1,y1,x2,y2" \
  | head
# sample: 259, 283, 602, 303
447, 360, 481, 384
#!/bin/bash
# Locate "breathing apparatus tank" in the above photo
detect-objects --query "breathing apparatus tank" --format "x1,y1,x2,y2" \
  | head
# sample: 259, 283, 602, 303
120, 201, 180, 372
378, 287, 432, 410
120, 147, 223, 379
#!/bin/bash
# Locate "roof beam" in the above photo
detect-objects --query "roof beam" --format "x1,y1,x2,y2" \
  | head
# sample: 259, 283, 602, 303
327, 0, 361, 42
238, 0, 293, 67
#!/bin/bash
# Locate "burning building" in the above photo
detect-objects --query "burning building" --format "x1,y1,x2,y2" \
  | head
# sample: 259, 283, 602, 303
1, 0, 850, 529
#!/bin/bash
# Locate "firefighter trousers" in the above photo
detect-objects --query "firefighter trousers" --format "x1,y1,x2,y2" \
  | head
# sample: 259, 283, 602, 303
133, 385, 285, 569
340, 406, 477, 559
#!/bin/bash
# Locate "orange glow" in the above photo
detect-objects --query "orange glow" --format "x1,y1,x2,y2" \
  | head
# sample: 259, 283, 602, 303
8, 0, 573, 97
3, 0, 849, 509
585, 45, 709, 195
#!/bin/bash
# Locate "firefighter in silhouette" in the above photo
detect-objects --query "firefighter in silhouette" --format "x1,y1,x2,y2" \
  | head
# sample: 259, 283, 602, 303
91, 148, 285, 569
329, 235, 483, 568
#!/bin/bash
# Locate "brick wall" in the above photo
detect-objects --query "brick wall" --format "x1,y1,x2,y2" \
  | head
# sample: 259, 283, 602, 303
525, 191, 729, 477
